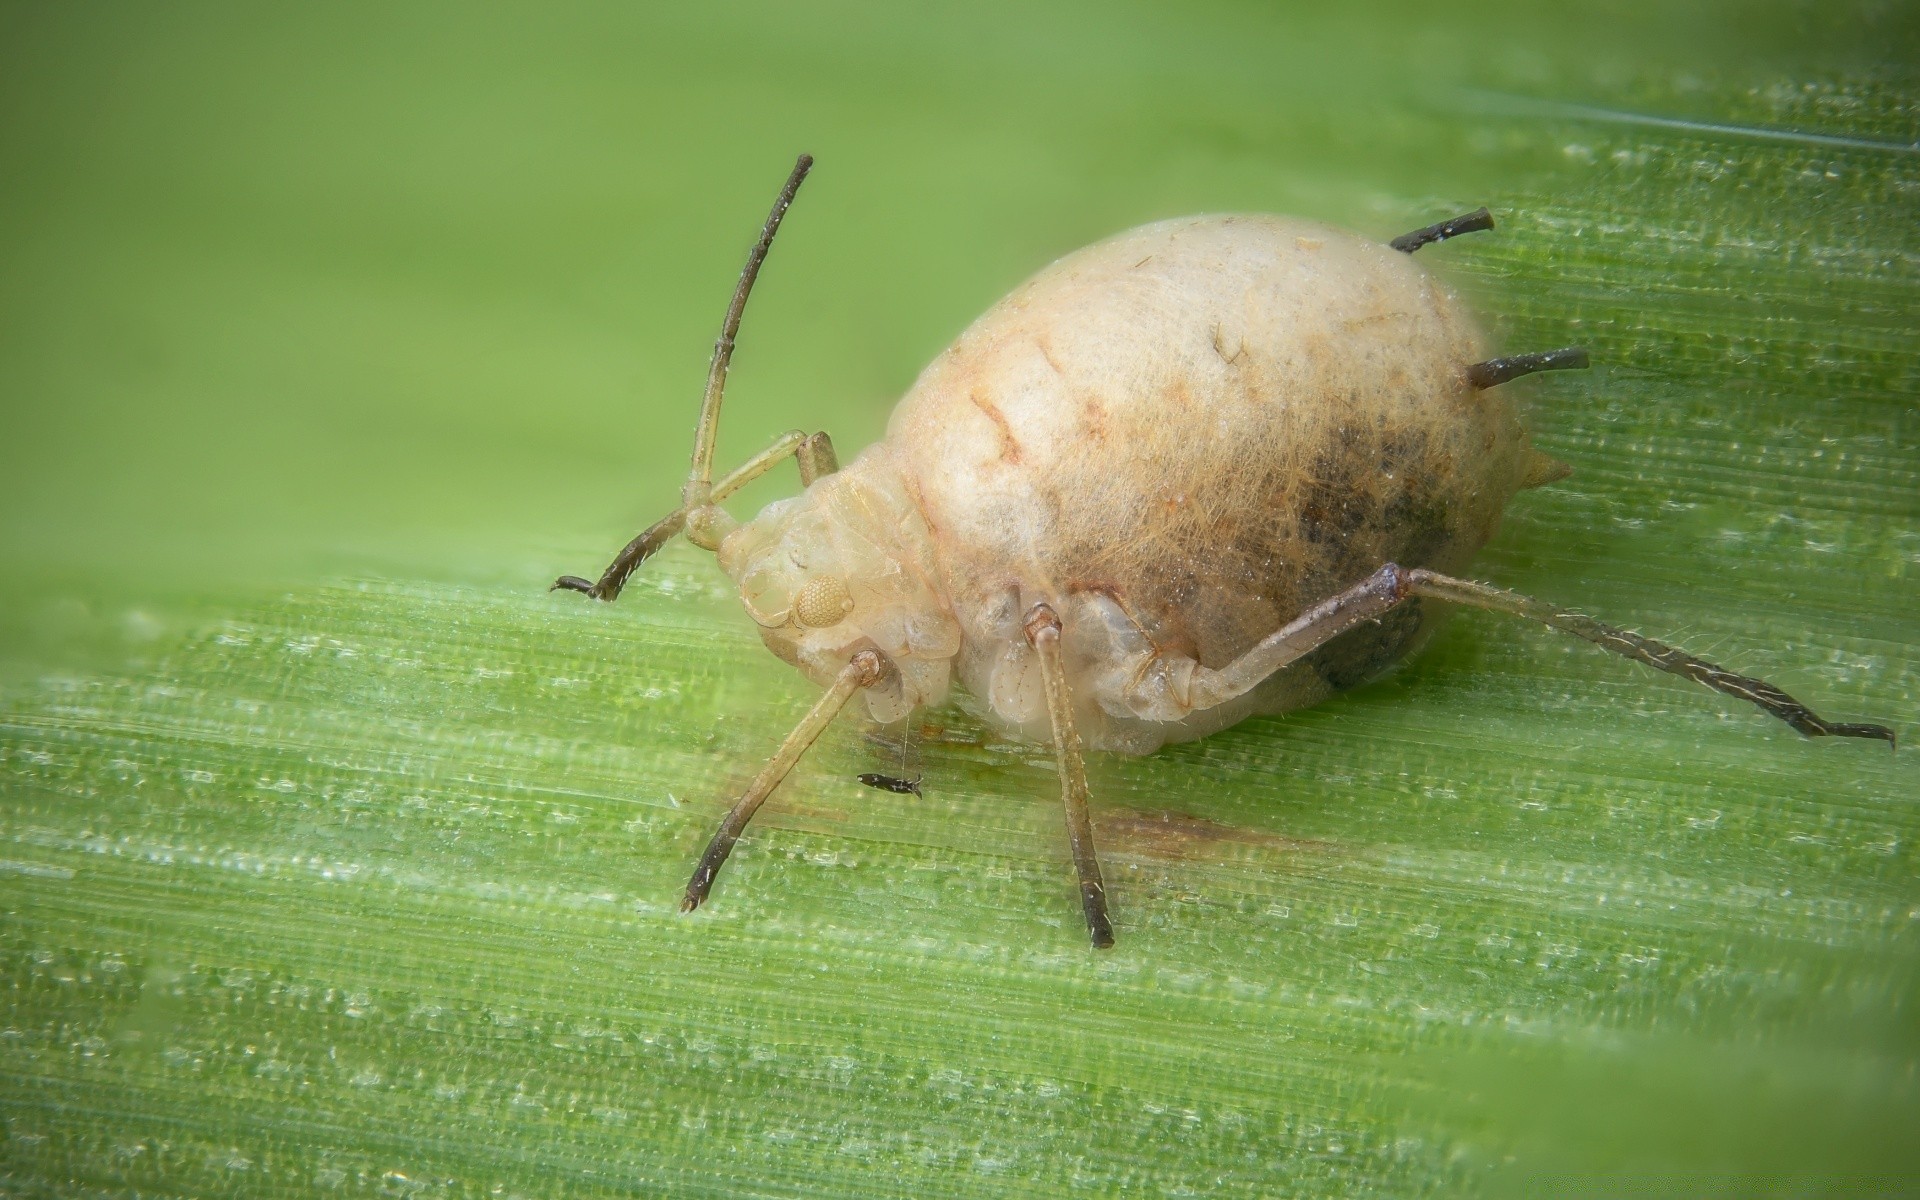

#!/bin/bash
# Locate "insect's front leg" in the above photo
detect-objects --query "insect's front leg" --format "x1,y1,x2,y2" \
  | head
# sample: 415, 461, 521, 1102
553, 154, 828, 601
553, 429, 838, 601
679, 428, 836, 550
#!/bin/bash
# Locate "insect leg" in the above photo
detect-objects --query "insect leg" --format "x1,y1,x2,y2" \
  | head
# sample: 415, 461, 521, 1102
1025, 603, 1116, 949
682, 649, 887, 913
1404, 571, 1896, 746
1185, 564, 1415, 711
553, 428, 835, 600
1188, 565, 1893, 745
1390, 207, 1494, 253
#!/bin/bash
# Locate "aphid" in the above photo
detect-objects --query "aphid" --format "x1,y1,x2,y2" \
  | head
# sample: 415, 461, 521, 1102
856, 772, 924, 798
555, 155, 1894, 948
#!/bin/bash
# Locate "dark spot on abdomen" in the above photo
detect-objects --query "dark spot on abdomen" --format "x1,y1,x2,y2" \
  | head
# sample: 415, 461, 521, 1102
1382, 486, 1454, 571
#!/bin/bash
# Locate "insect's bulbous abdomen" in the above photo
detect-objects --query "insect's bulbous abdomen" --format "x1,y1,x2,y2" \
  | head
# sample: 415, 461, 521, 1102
718, 447, 961, 723
886, 214, 1548, 753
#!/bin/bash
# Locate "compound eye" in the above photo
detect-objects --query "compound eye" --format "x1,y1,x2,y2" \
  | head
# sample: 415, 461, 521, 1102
793, 575, 856, 629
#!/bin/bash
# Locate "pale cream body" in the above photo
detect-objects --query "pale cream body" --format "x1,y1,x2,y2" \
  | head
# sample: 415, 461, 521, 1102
719, 215, 1553, 753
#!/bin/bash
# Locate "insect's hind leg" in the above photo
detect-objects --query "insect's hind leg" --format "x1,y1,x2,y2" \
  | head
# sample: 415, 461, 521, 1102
1174, 565, 1415, 713
1025, 603, 1116, 949
553, 429, 838, 601
1155, 565, 1892, 747
1403, 571, 1896, 746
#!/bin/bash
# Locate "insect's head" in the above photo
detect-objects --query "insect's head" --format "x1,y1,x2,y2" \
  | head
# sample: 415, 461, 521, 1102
717, 451, 961, 723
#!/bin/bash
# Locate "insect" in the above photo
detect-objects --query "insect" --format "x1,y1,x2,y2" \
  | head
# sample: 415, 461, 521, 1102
856, 772, 924, 798
555, 155, 1894, 947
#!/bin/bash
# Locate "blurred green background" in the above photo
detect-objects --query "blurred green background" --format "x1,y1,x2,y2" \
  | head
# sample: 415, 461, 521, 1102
2, 2, 1917, 1196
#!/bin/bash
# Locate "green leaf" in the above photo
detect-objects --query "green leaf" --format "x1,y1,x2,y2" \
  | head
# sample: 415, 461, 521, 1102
3, 4, 1916, 1196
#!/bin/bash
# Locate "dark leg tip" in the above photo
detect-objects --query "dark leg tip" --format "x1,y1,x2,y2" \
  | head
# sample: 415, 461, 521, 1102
1830, 722, 1897, 749
552, 575, 596, 594
682, 858, 722, 912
